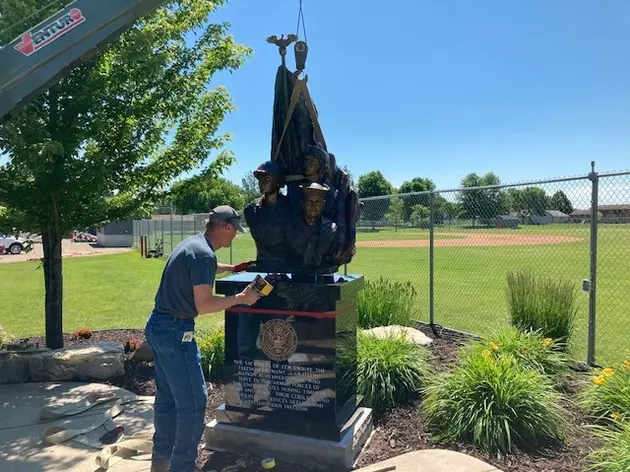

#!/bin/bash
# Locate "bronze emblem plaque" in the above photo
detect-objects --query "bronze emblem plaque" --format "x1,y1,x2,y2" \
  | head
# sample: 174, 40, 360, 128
259, 318, 298, 361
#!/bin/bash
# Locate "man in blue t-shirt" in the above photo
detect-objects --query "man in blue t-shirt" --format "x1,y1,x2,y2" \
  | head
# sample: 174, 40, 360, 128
145, 205, 260, 472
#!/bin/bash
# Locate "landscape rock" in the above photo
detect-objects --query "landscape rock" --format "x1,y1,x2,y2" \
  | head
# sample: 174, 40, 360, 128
0, 353, 31, 384
361, 325, 433, 346
29, 342, 125, 381
132, 342, 154, 362
355, 449, 502, 472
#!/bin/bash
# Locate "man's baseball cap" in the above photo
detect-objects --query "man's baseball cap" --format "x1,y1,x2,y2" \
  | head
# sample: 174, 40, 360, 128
209, 205, 245, 233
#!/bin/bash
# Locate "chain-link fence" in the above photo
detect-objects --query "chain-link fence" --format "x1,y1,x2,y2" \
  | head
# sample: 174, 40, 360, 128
133, 214, 256, 265
134, 168, 630, 366
355, 168, 630, 366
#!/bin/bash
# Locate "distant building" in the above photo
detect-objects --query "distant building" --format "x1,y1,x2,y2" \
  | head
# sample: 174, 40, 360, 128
495, 215, 520, 229
96, 220, 133, 247
530, 210, 570, 225
570, 205, 630, 224
569, 209, 591, 223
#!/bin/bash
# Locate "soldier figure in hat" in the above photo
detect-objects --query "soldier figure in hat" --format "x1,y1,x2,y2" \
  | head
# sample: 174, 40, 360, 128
289, 182, 337, 269
244, 160, 293, 272
287, 143, 337, 219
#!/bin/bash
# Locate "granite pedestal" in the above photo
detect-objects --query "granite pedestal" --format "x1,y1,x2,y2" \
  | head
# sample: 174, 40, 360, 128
204, 272, 372, 469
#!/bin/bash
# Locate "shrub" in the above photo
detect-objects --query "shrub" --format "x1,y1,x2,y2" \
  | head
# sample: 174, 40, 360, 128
461, 327, 570, 379
72, 328, 93, 340
197, 327, 225, 381
357, 277, 418, 329
124, 338, 142, 353
421, 351, 568, 454
0, 325, 15, 349
338, 332, 429, 412
506, 271, 578, 345
586, 420, 630, 472
577, 360, 630, 424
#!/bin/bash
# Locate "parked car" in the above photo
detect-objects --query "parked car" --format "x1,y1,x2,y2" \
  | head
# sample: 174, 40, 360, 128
71, 231, 97, 243
0, 234, 27, 255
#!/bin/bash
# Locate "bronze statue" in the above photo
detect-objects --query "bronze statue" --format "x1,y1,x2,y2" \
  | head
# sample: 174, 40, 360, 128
267, 34, 297, 67
240, 34, 361, 273
289, 182, 337, 269
295, 143, 360, 266
243, 161, 292, 272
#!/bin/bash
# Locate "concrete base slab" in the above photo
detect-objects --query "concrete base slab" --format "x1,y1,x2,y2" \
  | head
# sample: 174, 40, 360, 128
0, 382, 154, 472
354, 450, 503, 472
205, 407, 373, 470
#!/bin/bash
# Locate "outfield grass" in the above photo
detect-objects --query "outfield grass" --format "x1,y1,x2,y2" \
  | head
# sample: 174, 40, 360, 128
1, 223, 628, 365
346, 223, 630, 365
0, 251, 224, 337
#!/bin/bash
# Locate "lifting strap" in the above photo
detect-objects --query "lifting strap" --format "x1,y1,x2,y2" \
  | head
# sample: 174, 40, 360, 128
273, 73, 328, 182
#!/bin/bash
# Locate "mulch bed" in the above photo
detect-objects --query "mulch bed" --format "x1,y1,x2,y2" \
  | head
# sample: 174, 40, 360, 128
23, 327, 600, 472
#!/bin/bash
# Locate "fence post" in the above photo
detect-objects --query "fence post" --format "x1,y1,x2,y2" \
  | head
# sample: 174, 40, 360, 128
587, 161, 599, 366
180, 216, 184, 241
429, 191, 435, 327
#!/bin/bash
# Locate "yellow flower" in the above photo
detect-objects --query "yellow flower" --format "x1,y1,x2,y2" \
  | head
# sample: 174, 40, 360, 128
542, 338, 553, 346
592, 375, 605, 385
611, 412, 622, 421
603, 368, 614, 376
482, 350, 492, 358
490, 343, 499, 351
623, 360, 630, 369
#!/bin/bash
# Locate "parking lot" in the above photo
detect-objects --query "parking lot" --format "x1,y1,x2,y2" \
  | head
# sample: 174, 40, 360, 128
0, 239, 131, 264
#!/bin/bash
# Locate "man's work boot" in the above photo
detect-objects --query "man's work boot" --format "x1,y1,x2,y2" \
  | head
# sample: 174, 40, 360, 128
151, 460, 170, 472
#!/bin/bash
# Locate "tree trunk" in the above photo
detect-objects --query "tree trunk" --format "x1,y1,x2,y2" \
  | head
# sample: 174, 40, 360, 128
42, 231, 63, 349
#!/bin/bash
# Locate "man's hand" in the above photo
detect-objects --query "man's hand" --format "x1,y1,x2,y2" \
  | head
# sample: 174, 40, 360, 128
237, 284, 261, 306
233, 261, 254, 272
217, 263, 234, 274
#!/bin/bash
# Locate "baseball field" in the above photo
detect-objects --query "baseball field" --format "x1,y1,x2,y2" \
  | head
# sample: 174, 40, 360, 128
1, 222, 628, 365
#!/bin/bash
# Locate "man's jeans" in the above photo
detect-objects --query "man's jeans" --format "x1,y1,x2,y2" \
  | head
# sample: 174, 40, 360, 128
145, 312, 208, 472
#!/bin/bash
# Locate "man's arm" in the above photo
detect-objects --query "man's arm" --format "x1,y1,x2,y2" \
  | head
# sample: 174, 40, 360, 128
193, 283, 260, 315
188, 251, 258, 313
217, 263, 234, 273
218, 261, 254, 273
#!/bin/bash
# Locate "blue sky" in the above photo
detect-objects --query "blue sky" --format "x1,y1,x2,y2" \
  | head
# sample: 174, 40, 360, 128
208, 0, 630, 190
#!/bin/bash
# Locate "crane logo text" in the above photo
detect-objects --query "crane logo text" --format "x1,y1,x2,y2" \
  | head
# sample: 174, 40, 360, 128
14, 8, 85, 56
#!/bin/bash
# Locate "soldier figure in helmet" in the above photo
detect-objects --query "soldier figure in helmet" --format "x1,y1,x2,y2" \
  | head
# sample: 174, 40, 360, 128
244, 160, 293, 272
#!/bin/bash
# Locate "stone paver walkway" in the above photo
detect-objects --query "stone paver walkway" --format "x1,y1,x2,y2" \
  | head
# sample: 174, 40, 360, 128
0, 382, 154, 472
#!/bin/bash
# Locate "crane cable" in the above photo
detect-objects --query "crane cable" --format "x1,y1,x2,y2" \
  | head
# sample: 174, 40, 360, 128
0, 0, 65, 39
295, 0, 307, 42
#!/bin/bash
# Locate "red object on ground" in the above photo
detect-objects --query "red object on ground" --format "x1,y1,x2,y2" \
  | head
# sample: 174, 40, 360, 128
99, 425, 124, 444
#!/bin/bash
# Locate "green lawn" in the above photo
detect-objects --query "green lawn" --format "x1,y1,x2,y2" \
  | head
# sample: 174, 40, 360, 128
1, 223, 628, 365
347, 223, 630, 365
0, 251, 224, 337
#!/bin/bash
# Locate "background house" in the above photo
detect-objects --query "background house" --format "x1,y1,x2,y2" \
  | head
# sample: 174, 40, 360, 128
570, 205, 630, 224
495, 215, 520, 229
530, 210, 570, 225
96, 220, 134, 247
